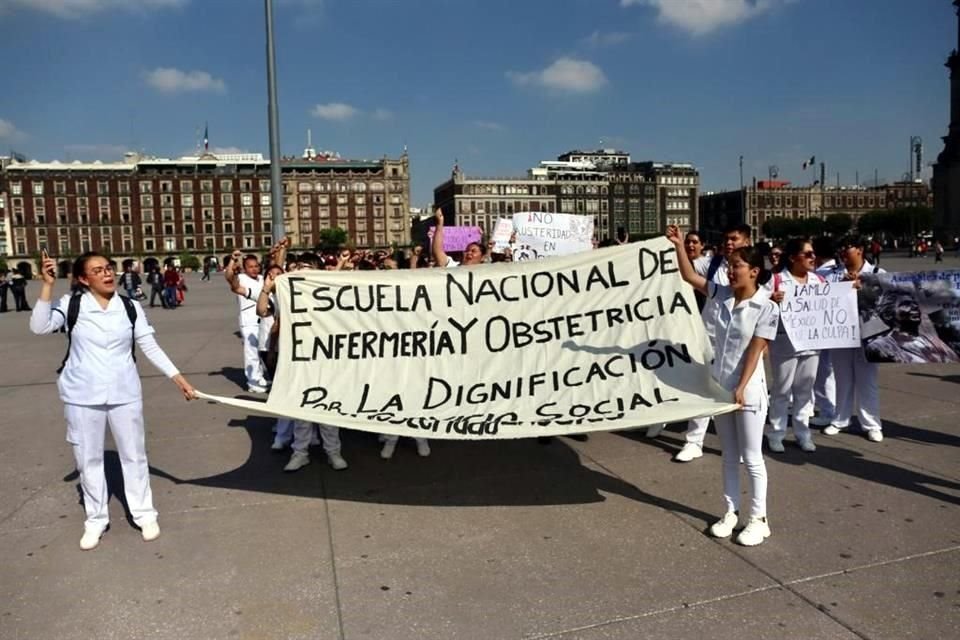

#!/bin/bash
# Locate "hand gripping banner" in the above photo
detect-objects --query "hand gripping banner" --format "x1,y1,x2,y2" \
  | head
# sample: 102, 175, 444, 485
198, 238, 738, 439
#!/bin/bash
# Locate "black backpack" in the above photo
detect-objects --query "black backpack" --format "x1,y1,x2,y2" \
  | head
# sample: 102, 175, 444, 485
57, 293, 137, 374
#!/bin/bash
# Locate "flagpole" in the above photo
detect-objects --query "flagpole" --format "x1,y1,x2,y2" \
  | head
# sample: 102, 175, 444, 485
265, 0, 284, 244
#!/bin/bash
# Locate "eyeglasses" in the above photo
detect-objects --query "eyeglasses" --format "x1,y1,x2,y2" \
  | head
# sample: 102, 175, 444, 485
801, 251, 816, 258
86, 265, 115, 277
770, 252, 783, 258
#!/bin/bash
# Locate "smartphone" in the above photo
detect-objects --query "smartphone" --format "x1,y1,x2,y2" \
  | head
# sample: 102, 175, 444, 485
41, 246, 49, 260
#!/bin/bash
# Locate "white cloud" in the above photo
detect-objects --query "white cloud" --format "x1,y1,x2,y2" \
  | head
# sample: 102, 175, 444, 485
622, 0, 787, 36
0, 118, 26, 140
473, 120, 505, 131
4, 0, 187, 19
372, 108, 394, 121
582, 30, 631, 47
507, 58, 608, 94
144, 67, 226, 94
311, 103, 359, 121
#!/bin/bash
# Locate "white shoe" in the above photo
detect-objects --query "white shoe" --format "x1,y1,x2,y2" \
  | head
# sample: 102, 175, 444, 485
327, 453, 348, 470
809, 415, 832, 427
736, 516, 771, 546
247, 384, 268, 394
416, 439, 431, 457
380, 440, 397, 459
645, 423, 665, 438
709, 511, 738, 538
80, 527, 104, 551
797, 435, 817, 452
673, 442, 703, 462
140, 520, 160, 542
284, 450, 310, 472
766, 434, 785, 453
271, 438, 288, 451
823, 424, 846, 436
865, 430, 883, 443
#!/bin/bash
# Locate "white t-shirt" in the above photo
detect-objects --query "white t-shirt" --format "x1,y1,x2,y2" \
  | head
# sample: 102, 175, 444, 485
694, 255, 728, 340
708, 283, 779, 408
236, 273, 264, 328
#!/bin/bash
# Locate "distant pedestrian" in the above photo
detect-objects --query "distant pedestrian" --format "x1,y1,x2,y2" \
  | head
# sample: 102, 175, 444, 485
147, 266, 168, 308
11, 268, 30, 312
120, 262, 141, 299
870, 238, 882, 266
201, 259, 211, 282
935, 240, 944, 263
0, 271, 9, 312
162, 264, 179, 308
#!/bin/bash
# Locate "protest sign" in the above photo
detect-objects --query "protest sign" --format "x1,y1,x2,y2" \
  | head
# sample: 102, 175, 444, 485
199, 239, 738, 439
778, 280, 860, 351
859, 269, 960, 364
491, 218, 514, 252
427, 225, 482, 252
511, 212, 593, 261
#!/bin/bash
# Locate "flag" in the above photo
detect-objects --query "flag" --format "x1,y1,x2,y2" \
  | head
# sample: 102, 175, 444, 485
802, 155, 815, 170
203, 123, 209, 151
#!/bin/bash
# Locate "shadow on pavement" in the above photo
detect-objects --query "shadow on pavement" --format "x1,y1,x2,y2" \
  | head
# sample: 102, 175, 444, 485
207, 366, 247, 390
614, 423, 723, 458
151, 413, 717, 524
907, 371, 960, 385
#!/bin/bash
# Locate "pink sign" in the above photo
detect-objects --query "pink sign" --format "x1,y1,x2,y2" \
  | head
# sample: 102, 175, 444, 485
427, 226, 483, 252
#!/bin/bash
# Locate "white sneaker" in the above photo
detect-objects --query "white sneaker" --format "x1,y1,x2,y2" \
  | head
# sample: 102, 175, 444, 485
247, 384, 268, 394
809, 415, 832, 427
673, 442, 703, 462
327, 453, 348, 470
766, 434, 785, 453
140, 520, 160, 542
380, 440, 397, 459
709, 511, 738, 538
823, 424, 846, 436
80, 527, 104, 551
797, 435, 817, 452
284, 450, 310, 472
416, 439, 431, 457
645, 423, 665, 438
865, 430, 883, 443
736, 516, 771, 546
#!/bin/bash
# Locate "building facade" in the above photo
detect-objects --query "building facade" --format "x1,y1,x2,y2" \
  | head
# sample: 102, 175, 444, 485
0, 150, 410, 273
699, 181, 886, 243
433, 168, 557, 235
873, 180, 934, 210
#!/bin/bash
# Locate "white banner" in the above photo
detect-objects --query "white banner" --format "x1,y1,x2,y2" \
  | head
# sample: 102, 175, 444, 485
512, 211, 593, 260
779, 280, 860, 351
491, 218, 514, 252
199, 240, 738, 439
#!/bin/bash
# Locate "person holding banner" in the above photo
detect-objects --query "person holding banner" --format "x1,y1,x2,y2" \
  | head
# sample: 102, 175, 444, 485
224, 250, 269, 393
432, 208, 484, 268
823, 237, 885, 442
656, 224, 752, 461
767, 238, 824, 453
810, 236, 839, 427
30, 252, 197, 550
667, 226, 778, 546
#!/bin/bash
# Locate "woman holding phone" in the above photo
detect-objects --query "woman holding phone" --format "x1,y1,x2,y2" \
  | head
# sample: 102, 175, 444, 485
30, 252, 196, 550
665, 225, 779, 546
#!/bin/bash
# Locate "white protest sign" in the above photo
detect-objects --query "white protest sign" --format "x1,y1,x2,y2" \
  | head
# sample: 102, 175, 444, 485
779, 279, 859, 351
512, 211, 593, 260
199, 239, 738, 439
491, 218, 514, 252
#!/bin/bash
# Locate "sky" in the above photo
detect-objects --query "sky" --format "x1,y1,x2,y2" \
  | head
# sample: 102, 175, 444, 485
0, 0, 953, 205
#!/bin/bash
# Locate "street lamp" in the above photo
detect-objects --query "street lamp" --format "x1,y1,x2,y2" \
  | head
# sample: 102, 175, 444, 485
265, 0, 284, 243
909, 136, 922, 182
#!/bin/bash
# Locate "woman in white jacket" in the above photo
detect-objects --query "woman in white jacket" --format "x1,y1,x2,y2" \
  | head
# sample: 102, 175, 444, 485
30, 252, 196, 551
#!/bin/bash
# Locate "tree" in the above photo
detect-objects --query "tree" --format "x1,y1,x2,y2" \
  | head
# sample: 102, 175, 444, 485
0, 256, 6, 273
823, 213, 853, 237
317, 227, 348, 251
856, 210, 886, 237
178, 252, 201, 271
761, 217, 798, 241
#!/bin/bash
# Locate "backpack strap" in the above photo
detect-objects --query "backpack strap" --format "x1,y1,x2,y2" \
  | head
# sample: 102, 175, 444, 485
56, 293, 138, 374
773, 271, 781, 291
705, 254, 724, 282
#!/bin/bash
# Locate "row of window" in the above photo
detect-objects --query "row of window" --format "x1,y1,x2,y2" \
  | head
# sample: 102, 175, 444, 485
7, 177, 407, 197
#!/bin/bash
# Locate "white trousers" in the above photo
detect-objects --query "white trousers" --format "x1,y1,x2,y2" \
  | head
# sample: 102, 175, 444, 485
831, 347, 881, 431
685, 416, 710, 446
240, 325, 265, 388
714, 406, 768, 518
768, 351, 819, 438
292, 421, 341, 455
813, 351, 836, 422
382, 434, 428, 446
65, 401, 157, 532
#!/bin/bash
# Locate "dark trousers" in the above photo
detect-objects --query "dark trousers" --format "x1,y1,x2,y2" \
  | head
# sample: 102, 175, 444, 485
0, 287, 8, 312
12, 288, 30, 312
150, 286, 169, 308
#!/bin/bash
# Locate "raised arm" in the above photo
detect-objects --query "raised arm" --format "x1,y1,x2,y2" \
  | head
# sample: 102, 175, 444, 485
665, 225, 708, 295
432, 208, 451, 268
223, 250, 247, 296
29, 258, 66, 335
256, 271, 276, 317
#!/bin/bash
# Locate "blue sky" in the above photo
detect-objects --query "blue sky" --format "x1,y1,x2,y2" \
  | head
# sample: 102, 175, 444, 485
0, 0, 952, 205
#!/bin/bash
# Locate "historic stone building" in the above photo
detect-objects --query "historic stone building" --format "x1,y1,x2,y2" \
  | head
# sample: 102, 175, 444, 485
0, 150, 410, 274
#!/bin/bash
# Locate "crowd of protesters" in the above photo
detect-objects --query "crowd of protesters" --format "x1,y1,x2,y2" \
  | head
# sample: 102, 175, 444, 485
21, 203, 931, 551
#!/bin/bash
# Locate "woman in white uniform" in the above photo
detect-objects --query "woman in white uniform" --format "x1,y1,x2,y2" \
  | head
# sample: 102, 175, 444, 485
766, 237, 824, 453
30, 252, 196, 550
666, 226, 779, 546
